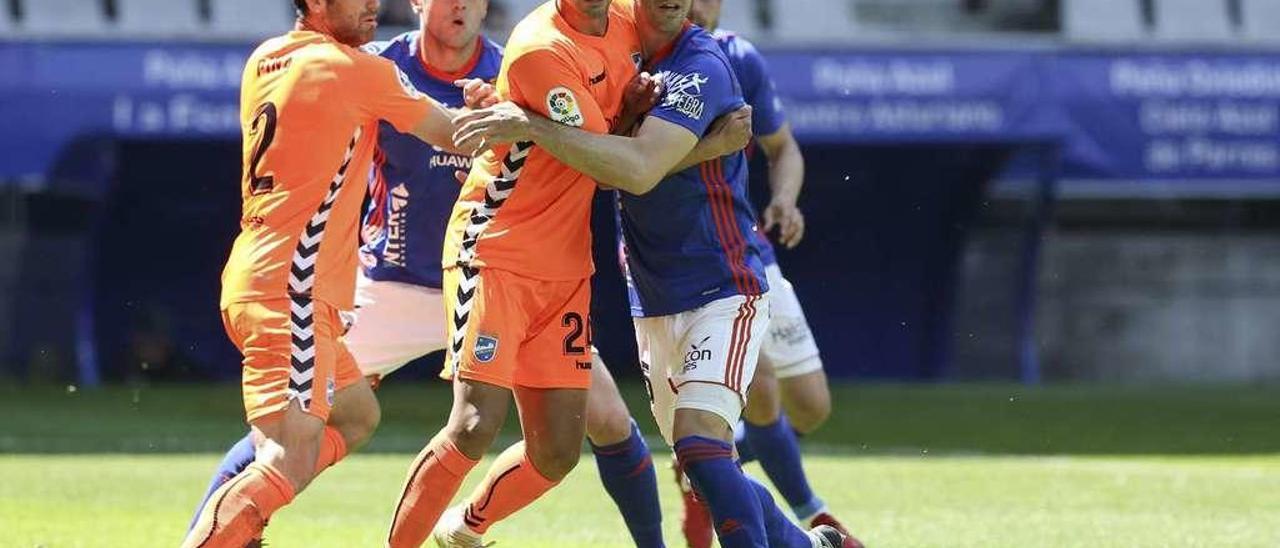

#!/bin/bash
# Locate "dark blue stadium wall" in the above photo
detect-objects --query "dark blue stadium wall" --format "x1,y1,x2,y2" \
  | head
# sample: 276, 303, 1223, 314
69, 141, 1013, 383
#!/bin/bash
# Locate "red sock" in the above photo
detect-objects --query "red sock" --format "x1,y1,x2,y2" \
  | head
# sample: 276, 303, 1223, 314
387, 438, 479, 548
461, 442, 559, 535
314, 426, 348, 474
182, 462, 295, 548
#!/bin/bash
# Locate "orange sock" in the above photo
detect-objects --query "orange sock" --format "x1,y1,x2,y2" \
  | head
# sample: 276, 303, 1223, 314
387, 438, 479, 548
461, 442, 559, 535
182, 462, 295, 548
314, 426, 348, 474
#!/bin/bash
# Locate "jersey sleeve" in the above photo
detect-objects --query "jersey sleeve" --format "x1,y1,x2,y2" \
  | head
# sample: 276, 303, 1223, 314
649, 52, 742, 138
733, 38, 786, 136
506, 48, 608, 133
351, 53, 437, 133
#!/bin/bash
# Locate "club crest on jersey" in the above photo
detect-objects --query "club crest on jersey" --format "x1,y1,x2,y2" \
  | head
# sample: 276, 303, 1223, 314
474, 334, 499, 363
547, 87, 585, 127
657, 71, 709, 121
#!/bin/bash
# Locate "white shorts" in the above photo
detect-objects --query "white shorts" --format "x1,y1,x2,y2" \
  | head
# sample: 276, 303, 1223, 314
760, 264, 823, 379
342, 273, 447, 380
634, 293, 771, 444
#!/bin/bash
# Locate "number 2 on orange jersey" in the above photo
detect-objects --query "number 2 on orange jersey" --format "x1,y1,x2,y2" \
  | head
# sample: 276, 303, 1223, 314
246, 102, 279, 196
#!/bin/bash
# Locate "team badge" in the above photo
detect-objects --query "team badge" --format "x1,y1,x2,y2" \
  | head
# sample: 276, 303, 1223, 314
474, 334, 499, 363
546, 87, 584, 127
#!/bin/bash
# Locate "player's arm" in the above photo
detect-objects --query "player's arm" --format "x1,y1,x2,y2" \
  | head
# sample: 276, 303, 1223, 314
355, 55, 495, 155
528, 113, 699, 195
738, 38, 807, 247
613, 72, 752, 176
668, 105, 752, 174
756, 124, 806, 247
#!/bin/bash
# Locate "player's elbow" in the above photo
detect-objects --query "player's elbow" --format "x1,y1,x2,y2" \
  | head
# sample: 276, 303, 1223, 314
615, 163, 666, 196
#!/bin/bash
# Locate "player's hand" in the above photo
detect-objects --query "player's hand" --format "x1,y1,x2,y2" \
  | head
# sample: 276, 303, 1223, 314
454, 169, 468, 185
616, 71, 663, 132
707, 105, 753, 157
763, 199, 806, 248
624, 72, 662, 111
452, 101, 533, 155
456, 78, 500, 109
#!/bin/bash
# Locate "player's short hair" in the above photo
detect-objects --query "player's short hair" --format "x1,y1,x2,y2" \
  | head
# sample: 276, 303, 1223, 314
294, 0, 308, 16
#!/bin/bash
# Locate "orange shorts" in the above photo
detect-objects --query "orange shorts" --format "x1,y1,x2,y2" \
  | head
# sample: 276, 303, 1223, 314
442, 266, 593, 390
222, 298, 363, 423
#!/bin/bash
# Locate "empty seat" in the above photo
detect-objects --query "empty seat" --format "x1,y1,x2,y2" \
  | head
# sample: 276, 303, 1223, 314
1061, 0, 1145, 42
0, 3, 12, 34
209, 0, 297, 40
1241, 0, 1280, 42
1152, 0, 1233, 42
714, 0, 764, 40
116, 0, 202, 36
19, 0, 109, 36
773, 0, 857, 43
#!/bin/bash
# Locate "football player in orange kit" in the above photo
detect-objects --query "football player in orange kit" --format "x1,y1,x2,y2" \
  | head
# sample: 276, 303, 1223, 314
182, 1, 502, 546
385, 0, 750, 546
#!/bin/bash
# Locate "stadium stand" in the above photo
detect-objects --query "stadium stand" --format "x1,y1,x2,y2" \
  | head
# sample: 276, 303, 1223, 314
773, 0, 858, 44
116, 0, 203, 37
1240, 0, 1280, 42
0, 3, 11, 34
715, 0, 764, 40
208, 0, 297, 40
18, 0, 109, 37
1152, 0, 1234, 42
1062, 0, 1146, 42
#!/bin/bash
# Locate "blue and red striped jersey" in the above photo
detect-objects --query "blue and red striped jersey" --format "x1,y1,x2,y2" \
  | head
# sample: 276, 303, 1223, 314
358, 32, 503, 289
713, 29, 786, 267
618, 24, 768, 317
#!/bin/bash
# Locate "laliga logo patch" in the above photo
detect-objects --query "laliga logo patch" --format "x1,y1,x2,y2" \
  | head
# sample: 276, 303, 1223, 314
474, 334, 499, 363
547, 87, 585, 127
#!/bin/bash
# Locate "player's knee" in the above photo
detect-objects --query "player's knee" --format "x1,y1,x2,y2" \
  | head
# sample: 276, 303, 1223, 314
586, 396, 633, 447
445, 407, 504, 458
743, 374, 781, 426
787, 397, 830, 434
343, 400, 381, 449
526, 438, 582, 481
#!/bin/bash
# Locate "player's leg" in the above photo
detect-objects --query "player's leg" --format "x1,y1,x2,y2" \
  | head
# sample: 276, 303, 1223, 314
431, 275, 595, 545
585, 350, 664, 548
450, 385, 587, 539
185, 277, 443, 532
185, 300, 353, 547
653, 295, 817, 548
779, 368, 832, 435
388, 377, 510, 547
387, 266, 518, 548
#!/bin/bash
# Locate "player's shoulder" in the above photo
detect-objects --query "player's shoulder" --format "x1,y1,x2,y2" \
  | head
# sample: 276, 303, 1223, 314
361, 30, 416, 60
670, 26, 735, 75
476, 36, 505, 74
710, 29, 764, 64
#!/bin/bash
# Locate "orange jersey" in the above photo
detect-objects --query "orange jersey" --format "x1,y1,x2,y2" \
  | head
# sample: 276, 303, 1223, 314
443, 0, 642, 280
221, 31, 437, 310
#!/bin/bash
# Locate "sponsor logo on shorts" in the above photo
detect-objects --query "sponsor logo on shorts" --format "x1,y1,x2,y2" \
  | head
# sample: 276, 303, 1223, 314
474, 334, 499, 363
682, 336, 713, 373
771, 318, 812, 346
547, 87, 585, 127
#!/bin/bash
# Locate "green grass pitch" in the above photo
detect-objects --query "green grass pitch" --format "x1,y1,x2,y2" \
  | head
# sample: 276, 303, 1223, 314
1, 382, 1277, 547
